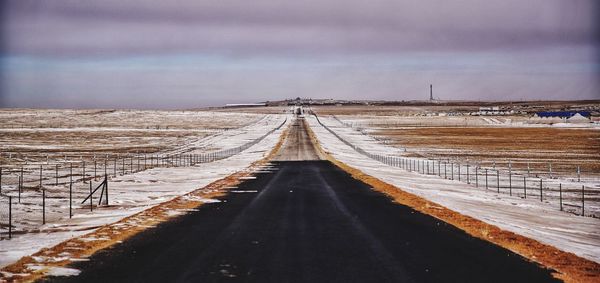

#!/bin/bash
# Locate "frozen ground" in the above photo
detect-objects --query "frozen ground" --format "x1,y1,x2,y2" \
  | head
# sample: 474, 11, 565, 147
0, 109, 265, 164
307, 115, 600, 263
0, 114, 289, 268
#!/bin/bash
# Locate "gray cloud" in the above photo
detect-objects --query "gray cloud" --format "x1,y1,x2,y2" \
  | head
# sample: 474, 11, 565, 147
3, 0, 597, 57
0, 0, 598, 107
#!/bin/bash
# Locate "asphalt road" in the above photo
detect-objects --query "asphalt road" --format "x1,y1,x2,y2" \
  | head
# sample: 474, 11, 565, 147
45, 118, 558, 283
273, 117, 320, 161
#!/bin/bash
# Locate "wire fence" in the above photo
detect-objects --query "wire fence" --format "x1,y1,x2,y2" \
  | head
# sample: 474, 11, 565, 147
331, 115, 597, 182
314, 114, 599, 218
0, 117, 286, 240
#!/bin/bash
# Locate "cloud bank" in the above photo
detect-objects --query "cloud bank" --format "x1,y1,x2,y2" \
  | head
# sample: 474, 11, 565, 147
1, 0, 598, 108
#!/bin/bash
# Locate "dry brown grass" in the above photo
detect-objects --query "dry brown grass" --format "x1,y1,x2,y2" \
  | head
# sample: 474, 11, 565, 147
376, 127, 600, 174
304, 119, 600, 283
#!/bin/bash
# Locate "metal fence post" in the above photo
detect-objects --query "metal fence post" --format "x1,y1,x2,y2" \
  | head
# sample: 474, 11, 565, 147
41, 165, 45, 225
70, 163, 73, 218
89, 181, 93, 211
523, 176, 527, 198
581, 185, 585, 216
559, 183, 562, 211
55, 164, 59, 186
539, 179, 543, 202
106, 175, 109, 206
509, 171, 512, 196
8, 196, 12, 239
496, 170, 500, 193
19, 166, 23, 203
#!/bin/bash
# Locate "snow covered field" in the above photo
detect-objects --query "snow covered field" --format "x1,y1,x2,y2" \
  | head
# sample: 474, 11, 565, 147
330, 113, 600, 180
307, 115, 600, 263
0, 112, 288, 268
0, 109, 264, 163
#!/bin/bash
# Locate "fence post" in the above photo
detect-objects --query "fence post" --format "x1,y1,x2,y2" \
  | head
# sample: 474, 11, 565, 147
475, 166, 479, 187
19, 166, 23, 203
8, 196, 12, 239
41, 165, 45, 225
113, 158, 117, 176
82, 161, 86, 183
523, 176, 527, 198
496, 170, 500, 193
70, 163, 73, 218
539, 179, 543, 202
581, 185, 585, 216
55, 164, 58, 186
451, 163, 454, 180
509, 171, 512, 196
89, 181, 93, 211
559, 183, 562, 211
0, 166, 2, 194
577, 166, 580, 182
94, 159, 97, 180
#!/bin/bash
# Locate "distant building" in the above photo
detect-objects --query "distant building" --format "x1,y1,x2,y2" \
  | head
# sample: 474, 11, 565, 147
535, 111, 591, 118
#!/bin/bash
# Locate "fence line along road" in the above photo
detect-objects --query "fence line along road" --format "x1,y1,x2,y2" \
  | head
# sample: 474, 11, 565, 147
0, 117, 287, 240
331, 115, 594, 182
313, 114, 599, 218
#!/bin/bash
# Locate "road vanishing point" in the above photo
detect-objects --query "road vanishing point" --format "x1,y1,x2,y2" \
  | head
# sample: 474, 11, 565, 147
45, 118, 558, 283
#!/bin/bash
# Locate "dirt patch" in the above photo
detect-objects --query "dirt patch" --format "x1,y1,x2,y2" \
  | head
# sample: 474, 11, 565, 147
305, 121, 600, 283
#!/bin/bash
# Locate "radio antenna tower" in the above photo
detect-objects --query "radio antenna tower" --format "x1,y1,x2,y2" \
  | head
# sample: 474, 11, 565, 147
430, 84, 433, 101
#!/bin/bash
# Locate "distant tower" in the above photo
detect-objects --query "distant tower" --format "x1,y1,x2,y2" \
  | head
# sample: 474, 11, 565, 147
429, 84, 433, 101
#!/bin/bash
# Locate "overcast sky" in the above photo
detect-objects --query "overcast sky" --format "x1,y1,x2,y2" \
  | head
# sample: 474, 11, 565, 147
1, 0, 598, 109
